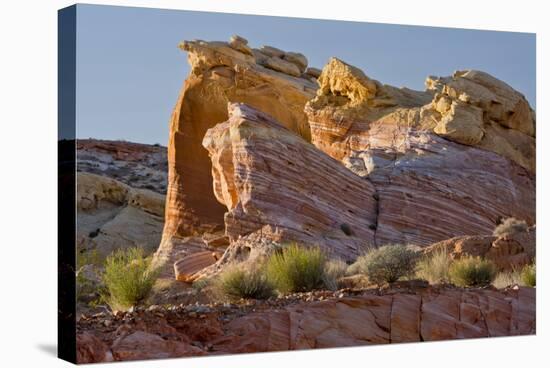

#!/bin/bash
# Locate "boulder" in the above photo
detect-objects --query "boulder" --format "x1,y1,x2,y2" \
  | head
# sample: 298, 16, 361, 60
174, 251, 221, 282
283, 51, 308, 72
263, 56, 301, 77
259, 45, 285, 58
229, 34, 253, 56
305, 67, 322, 78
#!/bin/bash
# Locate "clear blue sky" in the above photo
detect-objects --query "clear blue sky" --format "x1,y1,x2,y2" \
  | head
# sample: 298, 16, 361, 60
75, 4, 536, 145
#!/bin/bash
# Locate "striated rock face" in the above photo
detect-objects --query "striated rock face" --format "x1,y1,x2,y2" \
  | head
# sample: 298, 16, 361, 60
305, 58, 535, 246
77, 172, 165, 257
158, 37, 535, 280
162, 36, 318, 242
306, 59, 535, 172
76, 286, 535, 361
202, 103, 378, 263
111, 331, 205, 361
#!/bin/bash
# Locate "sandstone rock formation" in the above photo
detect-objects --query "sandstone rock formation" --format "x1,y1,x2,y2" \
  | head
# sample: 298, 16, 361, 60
77, 139, 167, 194
201, 103, 377, 264
77, 286, 535, 362
174, 251, 221, 282
305, 58, 535, 246
306, 59, 535, 172
162, 36, 318, 242
77, 172, 165, 257
158, 36, 535, 281
425, 225, 536, 270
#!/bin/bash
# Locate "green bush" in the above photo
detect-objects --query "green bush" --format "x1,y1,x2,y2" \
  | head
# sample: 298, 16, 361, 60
521, 263, 536, 287
416, 247, 452, 284
323, 259, 348, 290
360, 245, 419, 285
493, 217, 528, 237
215, 266, 274, 300
449, 256, 496, 287
102, 247, 157, 310
266, 244, 327, 292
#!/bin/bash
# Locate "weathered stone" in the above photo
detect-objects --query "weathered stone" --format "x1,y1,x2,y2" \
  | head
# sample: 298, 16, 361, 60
76, 332, 113, 363
390, 294, 421, 343
259, 45, 285, 58
202, 103, 377, 264
160, 38, 317, 247
229, 34, 253, 55
77, 287, 535, 359
426, 226, 535, 270
77, 172, 165, 257
111, 331, 204, 361
174, 251, 221, 282
305, 67, 322, 78
77, 139, 168, 194
426, 70, 535, 171
283, 51, 308, 72
263, 56, 301, 77
305, 58, 535, 247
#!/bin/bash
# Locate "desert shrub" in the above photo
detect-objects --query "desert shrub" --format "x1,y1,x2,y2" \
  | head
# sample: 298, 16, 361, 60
266, 244, 327, 292
416, 247, 452, 284
346, 256, 367, 276
192, 278, 211, 292
102, 247, 157, 310
449, 256, 496, 287
215, 266, 274, 300
360, 245, 419, 285
521, 263, 536, 287
323, 258, 349, 290
493, 217, 528, 237
493, 269, 522, 289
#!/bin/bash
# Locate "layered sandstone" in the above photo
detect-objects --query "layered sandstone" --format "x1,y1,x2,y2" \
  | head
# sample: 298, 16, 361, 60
306, 59, 535, 172
158, 37, 535, 281
77, 286, 535, 362
305, 58, 535, 246
202, 103, 377, 264
163, 36, 318, 241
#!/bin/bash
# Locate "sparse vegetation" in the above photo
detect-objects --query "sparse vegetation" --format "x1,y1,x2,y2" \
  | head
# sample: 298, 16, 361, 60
521, 263, 536, 287
266, 243, 327, 292
416, 246, 452, 284
356, 245, 419, 285
215, 265, 274, 300
102, 247, 158, 310
323, 258, 348, 290
192, 278, 211, 292
449, 256, 496, 287
493, 217, 528, 237
493, 269, 523, 289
